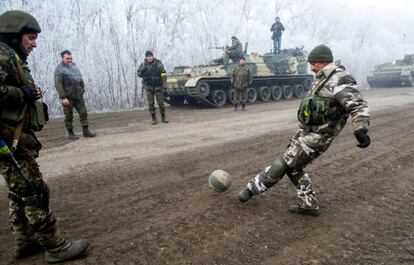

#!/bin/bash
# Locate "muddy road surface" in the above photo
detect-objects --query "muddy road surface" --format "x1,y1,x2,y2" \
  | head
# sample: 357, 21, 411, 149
1, 87, 414, 265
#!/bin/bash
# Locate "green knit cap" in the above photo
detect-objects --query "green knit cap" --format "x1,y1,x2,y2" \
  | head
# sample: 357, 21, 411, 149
307, 44, 333, 63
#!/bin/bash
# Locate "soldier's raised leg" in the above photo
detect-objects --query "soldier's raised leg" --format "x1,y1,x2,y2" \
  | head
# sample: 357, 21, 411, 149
63, 104, 78, 140
74, 98, 96, 137
238, 129, 330, 216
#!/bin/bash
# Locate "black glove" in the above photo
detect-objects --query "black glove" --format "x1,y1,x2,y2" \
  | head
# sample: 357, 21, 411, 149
354, 129, 371, 148
20, 85, 41, 101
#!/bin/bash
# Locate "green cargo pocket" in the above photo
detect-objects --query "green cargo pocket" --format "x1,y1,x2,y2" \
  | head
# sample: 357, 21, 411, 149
30, 101, 49, 132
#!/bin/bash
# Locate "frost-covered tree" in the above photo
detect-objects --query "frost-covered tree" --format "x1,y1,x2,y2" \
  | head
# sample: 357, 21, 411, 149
1, 0, 412, 115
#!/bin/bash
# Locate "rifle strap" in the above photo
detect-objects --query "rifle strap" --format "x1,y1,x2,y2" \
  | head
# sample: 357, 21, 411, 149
8, 50, 30, 152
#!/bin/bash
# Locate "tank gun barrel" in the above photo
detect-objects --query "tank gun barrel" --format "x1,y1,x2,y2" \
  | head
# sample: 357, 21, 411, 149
208, 46, 225, 49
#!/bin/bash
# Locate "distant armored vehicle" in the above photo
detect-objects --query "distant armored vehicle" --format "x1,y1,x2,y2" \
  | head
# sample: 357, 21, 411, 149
367, 54, 414, 88
165, 47, 314, 107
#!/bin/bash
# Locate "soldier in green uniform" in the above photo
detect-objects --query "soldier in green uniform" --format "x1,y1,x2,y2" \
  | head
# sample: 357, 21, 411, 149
238, 44, 371, 216
54, 50, 96, 140
231, 57, 252, 111
137, 50, 168, 125
0, 10, 89, 262
224, 36, 243, 64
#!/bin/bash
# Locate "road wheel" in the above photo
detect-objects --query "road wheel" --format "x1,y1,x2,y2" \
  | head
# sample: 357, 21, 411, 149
282, 85, 293, 99
208, 89, 227, 107
258, 86, 271, 102
293, 84, 305, 98
227, 88, 236, 104
271, 85, 282, 100
195, 80, 210, 98
247, 87, 257, 103
303, 78, 313, 90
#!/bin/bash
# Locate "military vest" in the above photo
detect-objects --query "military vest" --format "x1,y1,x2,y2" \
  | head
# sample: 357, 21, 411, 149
297, 70, 337, 126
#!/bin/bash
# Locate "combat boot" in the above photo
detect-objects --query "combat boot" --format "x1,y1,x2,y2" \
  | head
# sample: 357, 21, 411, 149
161, 112, 169, 123
67, 129, 79, 140
288, 181, 320, 216
150, 113, 157, 125
238, 187, 253, 203
233, 104, 238, 111
82, 126, 96, 137
15, 240, 44, 259
45, 239, 89, 263
241, 103, 246, 111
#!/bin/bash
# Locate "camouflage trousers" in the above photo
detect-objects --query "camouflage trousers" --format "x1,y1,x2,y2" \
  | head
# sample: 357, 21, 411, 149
63, 97, 89, 130
247, 128, 335, 195
145, 85, 166, 114
0, 155, 64, 249
234, 87, 248, 105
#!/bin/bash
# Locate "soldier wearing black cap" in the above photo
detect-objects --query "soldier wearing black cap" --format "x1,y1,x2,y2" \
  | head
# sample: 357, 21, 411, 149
0, 10, 89, 262
137, 50, 168, 124
238, 44, 371, 217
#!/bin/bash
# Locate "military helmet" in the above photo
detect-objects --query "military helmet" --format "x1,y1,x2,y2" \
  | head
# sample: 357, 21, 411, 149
307, 44, 333, 63
0, 10, 41, 34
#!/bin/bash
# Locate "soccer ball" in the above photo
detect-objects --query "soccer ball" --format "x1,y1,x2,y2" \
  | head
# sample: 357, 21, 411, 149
208, 169, 231, 192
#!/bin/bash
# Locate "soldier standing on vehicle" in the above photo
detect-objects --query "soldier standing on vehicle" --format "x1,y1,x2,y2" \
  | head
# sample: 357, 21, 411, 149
0, 10, 89, 262
238, 44, 371, 216
54, 50, 96, 140
137, 50, 168, 125
223, 36, 243, 64
270, 17, 285, 54
231, 57, 252, 111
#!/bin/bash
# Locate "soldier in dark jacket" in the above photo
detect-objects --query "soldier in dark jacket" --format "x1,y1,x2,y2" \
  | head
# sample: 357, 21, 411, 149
224, 36, 243, 64
137, 50, 168, 124
238, 44, 371, 217
270, 17, 285, 54
0, 10, 88, 262
54, 50, 96, 140
231, 57, 252, 111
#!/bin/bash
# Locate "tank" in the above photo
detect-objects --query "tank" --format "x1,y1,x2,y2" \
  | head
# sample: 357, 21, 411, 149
165, 47, 314, 107
367, 54, 414, 88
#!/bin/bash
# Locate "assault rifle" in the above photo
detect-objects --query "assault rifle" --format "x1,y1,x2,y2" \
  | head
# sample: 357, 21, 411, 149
0, 138, 49, 210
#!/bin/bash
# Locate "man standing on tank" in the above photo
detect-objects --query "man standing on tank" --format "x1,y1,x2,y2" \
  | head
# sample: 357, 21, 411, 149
0, 10, 89, 262
54, 50, 96, 140
137, 50, 169, 125
238, 44, 371, 217
231, 57, 252, 111
270, 17, 285, 54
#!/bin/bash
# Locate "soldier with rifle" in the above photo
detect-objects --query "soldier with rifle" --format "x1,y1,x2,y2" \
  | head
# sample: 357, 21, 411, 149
0, 10, 89, 262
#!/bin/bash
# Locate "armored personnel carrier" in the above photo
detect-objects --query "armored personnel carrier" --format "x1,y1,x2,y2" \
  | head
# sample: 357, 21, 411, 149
165, 47, 314, 107
367, 54, 414, 88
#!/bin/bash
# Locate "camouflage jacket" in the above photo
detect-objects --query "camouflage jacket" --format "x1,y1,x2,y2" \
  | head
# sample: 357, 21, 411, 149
0, 41, 41, 154
137, 58, 167, 88
232, 65, 253, 89
228, 39, 243, 52
300, 62, 370, 136
54, 62, 85, 99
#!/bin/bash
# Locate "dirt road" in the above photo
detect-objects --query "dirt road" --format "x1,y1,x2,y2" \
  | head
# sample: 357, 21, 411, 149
1, 87, 414, 264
